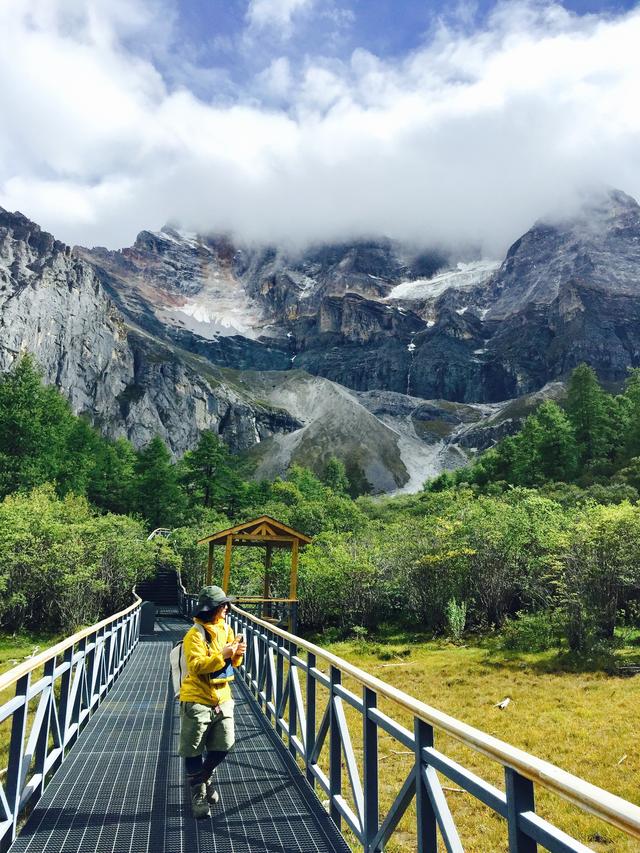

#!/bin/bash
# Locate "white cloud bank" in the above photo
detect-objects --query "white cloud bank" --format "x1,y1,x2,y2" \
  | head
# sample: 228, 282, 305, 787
1, 0, 640, 254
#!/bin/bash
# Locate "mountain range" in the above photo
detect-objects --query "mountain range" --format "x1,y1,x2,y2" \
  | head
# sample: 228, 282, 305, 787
1, 188, 639, 493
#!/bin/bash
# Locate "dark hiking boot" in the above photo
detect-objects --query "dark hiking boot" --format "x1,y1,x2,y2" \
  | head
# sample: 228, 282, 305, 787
191, 782, 210, 818
206, 778, 219, 804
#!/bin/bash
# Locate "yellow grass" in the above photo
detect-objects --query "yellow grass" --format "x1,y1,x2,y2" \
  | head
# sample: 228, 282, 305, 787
317, 636, 640, 852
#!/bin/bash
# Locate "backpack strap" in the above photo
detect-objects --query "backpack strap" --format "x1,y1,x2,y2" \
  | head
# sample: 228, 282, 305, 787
193, 622, 209, 649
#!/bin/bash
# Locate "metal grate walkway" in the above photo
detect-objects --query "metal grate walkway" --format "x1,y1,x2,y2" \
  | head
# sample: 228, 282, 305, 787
9, 617, 350, 853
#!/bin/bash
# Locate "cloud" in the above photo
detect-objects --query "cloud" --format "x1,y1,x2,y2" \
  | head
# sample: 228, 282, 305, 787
1, 0, 640, 256
257, 57, 293, 99
246, 0, 314, 34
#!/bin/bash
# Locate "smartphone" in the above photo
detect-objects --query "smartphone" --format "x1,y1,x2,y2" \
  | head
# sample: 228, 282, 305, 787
236, 633, 245, 643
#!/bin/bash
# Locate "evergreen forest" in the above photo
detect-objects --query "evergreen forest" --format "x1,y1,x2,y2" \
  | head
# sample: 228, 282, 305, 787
1, 356, 640, 664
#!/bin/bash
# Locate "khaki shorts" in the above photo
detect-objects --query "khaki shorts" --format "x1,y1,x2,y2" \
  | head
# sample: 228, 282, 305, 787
178, 699, 235, 757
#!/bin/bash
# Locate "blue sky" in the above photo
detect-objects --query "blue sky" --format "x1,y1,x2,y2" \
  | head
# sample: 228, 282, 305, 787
168, 0, 638, 63
150, 0, 640, 100
1, 0, 640, 251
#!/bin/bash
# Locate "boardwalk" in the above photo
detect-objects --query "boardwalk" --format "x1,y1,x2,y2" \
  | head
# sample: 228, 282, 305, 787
8, 617, 349, 853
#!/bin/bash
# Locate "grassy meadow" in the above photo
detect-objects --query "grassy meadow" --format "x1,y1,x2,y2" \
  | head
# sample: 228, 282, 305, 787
317, 632, 640, 853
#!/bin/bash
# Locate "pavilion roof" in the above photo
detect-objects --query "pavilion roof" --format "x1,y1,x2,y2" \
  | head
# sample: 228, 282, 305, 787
197, 515, 312, 548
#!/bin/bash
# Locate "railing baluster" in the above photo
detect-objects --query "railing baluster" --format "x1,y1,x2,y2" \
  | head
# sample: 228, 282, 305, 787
363, 687, 379, 852
415, 719, 438, 853
329, 665, 342, 830
56, 645, 73, 762
69, 639, 86, 744
5, 674, 29, 845
258, 632, 267, 712
306, 651, 316, 787
250, 627, 259, 696
288, 640, 297, 759
33, 658, 56, 802
86, 630, 98, 712
506, 768, 537, 852
276, 635, 284, 738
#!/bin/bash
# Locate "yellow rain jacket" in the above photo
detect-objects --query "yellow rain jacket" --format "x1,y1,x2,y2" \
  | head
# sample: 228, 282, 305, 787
179, 616, 243, 707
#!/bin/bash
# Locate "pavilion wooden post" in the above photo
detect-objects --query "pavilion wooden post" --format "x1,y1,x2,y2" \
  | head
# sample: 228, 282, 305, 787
206, 541, 214, 585
263, 545, 272, 619
197, 517, 311, 629
222, 534, 233, 593
289, 539, 299, 601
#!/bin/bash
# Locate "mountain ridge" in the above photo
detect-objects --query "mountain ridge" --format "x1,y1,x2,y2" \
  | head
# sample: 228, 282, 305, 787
3, 188, 640, 493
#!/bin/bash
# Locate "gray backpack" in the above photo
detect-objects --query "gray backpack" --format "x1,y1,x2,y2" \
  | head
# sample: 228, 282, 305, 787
169, 623, 207, 699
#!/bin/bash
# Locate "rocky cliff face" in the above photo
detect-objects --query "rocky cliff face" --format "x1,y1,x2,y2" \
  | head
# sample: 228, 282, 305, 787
78, 190, 640, 408
475, 190, 640, 397
0, 209, 301, 455
297, 191, 640, 402
242, 372, 565, 494
3, 188, 640, 493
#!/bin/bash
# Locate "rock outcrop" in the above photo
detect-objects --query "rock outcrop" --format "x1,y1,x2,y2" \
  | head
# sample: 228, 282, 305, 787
78, 189, 640, 407
0, 209, 301, 455
3, 188, 640, 491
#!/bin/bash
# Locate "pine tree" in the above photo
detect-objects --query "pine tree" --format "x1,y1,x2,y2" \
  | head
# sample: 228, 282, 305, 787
323, 457, 350, 494
87, 438, 137, 514
133, 437, 185, 529
0, 355, 77, 497
529, 401, 578, 482
620, 368, 640, 462
180, 431, 249, 513
57, 417, 101, 497
565, 364, 609, 468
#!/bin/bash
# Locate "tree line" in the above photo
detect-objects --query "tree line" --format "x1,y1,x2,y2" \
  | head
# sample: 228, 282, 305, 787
1, 356, 640, 660
0, 357, 358, 633
0, 355, 257, 527
428, 364, 640, 498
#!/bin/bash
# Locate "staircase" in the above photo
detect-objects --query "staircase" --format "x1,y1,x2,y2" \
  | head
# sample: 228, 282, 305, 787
137, 567, 179, 614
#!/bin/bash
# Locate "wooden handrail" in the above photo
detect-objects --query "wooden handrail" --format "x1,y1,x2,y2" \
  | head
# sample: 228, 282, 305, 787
176, 579, 296, 605
235, 597, 297, 603
0, 592, 141, 693
231, 604, 640, 840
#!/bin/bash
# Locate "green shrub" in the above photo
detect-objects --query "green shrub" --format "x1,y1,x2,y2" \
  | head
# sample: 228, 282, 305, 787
445, 598, 467, 642
500, 611, 563, 652
0, 485, 156, 633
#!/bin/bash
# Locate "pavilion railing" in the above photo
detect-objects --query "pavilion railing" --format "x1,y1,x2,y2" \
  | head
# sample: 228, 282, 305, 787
228, 605, 640, 853
177, 575, 298, 630
177, 580, 197, 618
0, 595, 142, 851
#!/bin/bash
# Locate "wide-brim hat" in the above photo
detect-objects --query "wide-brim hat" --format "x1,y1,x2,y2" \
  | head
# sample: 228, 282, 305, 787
196, 585, 236, 614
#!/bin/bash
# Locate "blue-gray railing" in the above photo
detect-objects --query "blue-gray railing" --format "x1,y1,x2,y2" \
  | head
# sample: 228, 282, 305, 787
0, 595, 142, 851
206, 604, 640, 853
178, 578, 199, 618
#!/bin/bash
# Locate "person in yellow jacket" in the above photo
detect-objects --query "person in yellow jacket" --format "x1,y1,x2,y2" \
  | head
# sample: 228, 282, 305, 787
178, 585, 246, 819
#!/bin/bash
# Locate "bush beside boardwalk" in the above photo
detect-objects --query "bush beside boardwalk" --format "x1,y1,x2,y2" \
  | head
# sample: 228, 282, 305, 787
0, 486, 156, 634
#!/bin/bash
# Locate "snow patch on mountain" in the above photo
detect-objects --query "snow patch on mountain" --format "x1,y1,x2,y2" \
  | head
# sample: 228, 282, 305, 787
165, 298, 261, 339
386, 260, 500, 301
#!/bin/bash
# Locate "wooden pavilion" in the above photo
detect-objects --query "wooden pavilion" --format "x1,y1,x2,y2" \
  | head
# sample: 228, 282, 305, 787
197, 516, 312, 628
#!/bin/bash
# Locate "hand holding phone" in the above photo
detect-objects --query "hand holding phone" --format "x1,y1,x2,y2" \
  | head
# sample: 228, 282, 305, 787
235, 633, 247, 655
